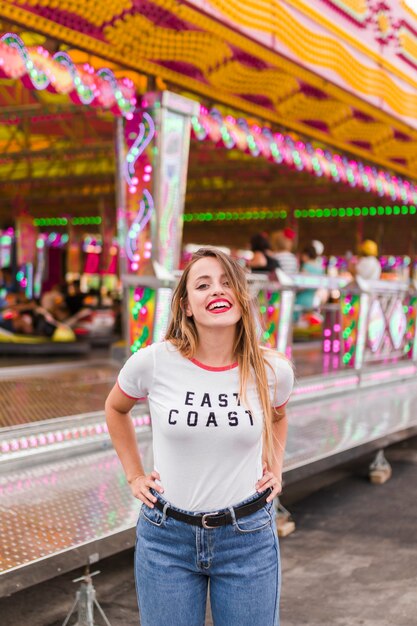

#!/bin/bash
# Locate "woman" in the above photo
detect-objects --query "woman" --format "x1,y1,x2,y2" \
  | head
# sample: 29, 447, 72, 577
248, 233, 281, 274
105, 248, 294, 626
270, 228, 298, 275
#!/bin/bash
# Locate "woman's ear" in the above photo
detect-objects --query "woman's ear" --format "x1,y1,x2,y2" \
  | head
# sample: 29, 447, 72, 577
181, 297, 192, 317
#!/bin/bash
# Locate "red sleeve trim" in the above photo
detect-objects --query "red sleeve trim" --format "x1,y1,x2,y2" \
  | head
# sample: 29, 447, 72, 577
273, 399, 289, 410
116, 380, 144, 401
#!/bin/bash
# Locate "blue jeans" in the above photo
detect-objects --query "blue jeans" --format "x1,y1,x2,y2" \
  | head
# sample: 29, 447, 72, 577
135, 490, 280, 626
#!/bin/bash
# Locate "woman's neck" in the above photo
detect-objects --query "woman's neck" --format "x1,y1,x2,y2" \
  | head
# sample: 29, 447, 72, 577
193, 327, 236, 366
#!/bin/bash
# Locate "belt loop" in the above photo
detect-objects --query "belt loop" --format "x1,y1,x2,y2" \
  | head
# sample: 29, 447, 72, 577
227, 505, 237, 525
162, 501, 170, 523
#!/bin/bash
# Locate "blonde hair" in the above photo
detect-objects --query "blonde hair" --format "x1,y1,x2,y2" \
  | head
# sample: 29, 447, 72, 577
165, 247, 279, 466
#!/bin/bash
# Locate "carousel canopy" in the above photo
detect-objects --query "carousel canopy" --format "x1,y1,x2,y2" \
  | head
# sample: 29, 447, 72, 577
0, 4, 417, 253
1, 0, 417, 180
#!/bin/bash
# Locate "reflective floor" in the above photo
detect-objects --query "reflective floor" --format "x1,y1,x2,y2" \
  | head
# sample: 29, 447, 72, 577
1, 376, 417, 581
285, 377, 417, 471
0, 362, 118, 428
0, 434, 153, 575
292, 341, 325, 378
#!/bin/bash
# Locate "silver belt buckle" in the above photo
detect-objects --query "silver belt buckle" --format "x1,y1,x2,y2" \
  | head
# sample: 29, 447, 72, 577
201, 512, 219, 529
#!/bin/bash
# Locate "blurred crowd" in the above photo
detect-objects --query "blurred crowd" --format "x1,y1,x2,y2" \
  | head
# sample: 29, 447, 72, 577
245, 228, 384, 326
0, 228, 402, 341
0, 272, 121, 341
247, 227, 382, 281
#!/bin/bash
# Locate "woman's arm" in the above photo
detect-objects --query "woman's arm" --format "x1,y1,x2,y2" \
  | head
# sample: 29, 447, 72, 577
270, 406, 288, 484
257, 406, 288, 502
105, 384, 163, 507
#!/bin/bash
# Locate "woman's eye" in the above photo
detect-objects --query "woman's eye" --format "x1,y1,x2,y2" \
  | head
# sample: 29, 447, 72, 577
197, 283, 208, 290
223, 281, 230, 287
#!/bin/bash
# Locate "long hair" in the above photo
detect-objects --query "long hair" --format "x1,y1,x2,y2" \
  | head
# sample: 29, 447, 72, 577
165, 247, 278, 466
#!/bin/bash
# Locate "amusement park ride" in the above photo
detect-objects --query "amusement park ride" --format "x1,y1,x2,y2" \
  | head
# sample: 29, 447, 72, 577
1, 0, 417, 604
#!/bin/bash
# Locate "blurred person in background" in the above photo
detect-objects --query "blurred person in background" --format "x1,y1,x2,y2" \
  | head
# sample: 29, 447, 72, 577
41, 283, 68, 321
0, 267, 16, 295
350, 240, 381, 281
65, 279, 85, 316
0, 268, 12, 309
0, 298, 74, 339
270, 227, 298, 275
299, 245, 324, 277
311, 240, 325, 270
248, 233, 281, 274
294, 245, 325, 315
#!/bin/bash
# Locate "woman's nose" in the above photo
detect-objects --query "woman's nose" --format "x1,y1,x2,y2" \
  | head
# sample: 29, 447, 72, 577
211, 283, 225, 295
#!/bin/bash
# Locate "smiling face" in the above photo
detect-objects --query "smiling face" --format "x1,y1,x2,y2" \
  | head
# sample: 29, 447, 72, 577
184, 256, 242, 330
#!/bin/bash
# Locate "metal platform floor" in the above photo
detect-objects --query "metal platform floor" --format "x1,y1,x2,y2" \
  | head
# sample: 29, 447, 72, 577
0, 361, 119, 428
0, 349, 322, 430
2, 375, 417, 596
0, 346, 401, 430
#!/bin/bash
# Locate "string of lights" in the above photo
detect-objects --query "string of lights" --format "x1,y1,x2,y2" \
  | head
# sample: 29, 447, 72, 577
0, 32, 136, 118
293, 205, 417, 218
31, 206, 417, 226
193, 110, 417, 205
183, 210, 287, 222
33, 217, 102, 226
182, 205, 417, 222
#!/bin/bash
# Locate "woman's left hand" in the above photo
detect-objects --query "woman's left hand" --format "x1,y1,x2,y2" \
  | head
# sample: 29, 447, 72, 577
256, 463, 282, 502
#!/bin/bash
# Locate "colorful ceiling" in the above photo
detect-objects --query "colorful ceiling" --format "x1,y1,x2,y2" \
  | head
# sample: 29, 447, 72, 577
1, 0, 417, 180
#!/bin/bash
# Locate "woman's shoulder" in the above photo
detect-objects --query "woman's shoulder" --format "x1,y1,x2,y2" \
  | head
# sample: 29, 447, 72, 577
123, 341, 182, 373
154, 339, 187, 362
260, 346, 294, 373
260, 348, 294, 400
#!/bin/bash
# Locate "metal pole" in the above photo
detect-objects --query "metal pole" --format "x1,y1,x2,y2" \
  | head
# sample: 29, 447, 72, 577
147, 91, 199, 272
114, 116, 128, 277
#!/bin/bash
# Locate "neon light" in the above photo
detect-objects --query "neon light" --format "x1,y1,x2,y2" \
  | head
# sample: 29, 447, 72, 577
124, 113, 156, 264
71, 217, 102, 225
0, 33, 135, 116
52, 51, 95, 105
183, 209, 287, 222
194, 111, 417, 204
293, 205, 416, 218
1, 33, 49, 90
292, 375, 358, 395
33, 217, 101, 226
125, 112, 155, 187
129, 286, 156, 352
153, 288, 173, 342
0, 415, 151, 456
97, 67, 134, 117
33, 218, 68, 226
355, 293, 370, 369
126, 190, 154, 263
363, 365, 416, 382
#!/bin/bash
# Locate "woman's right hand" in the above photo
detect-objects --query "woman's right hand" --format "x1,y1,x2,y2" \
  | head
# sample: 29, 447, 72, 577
129, 470, 164, 508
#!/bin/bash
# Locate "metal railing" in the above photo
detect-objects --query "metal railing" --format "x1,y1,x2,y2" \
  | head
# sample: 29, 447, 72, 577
123, 271, 417, 374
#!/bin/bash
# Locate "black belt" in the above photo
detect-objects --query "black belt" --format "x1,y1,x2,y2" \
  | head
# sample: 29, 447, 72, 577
154, 489, 271, 529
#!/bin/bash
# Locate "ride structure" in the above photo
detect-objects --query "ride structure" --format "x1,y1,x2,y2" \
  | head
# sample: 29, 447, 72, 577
1, 0, 417, 600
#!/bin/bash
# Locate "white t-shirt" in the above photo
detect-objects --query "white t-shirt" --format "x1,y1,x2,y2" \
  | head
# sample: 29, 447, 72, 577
356, 257, 381, 280
117, 341, 294, 512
